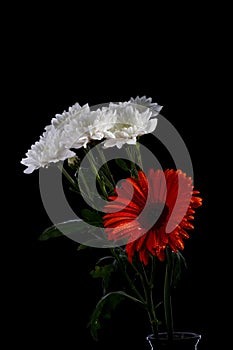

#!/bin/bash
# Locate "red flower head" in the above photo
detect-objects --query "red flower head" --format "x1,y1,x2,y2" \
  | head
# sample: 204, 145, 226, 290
103, 169, 202, 265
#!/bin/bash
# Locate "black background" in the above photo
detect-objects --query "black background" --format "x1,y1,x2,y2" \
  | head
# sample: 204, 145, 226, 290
7, 4, 219, 349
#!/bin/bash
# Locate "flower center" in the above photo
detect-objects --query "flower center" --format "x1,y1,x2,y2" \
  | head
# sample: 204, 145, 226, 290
138, 202, 169, 230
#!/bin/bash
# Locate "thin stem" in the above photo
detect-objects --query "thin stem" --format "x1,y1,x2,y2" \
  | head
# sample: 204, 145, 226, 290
150, 255, 156, 287
57, 163, 77, 188
78, 167, 94, 203
136, 141, 144, 170
111, 249, 145, 304
141, 261, 149, 286
125, 146, 134, 163
58, 162, 95, 204
164, 247, 174, 341
126, 147, 138, 177
137, 259, 159, 336
149, 287, 158, 336
85, 149, 109, 199
97, 146, 115, 187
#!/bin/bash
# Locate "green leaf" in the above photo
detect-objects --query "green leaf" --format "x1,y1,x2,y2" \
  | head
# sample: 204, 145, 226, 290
99, 171, 115, 193
89, 291, 143, 340
81, 209, 103, 226
90, 263, 115, 290
39, 227, 63, 240
39, 219, 87, 241
77, 244, 89, 251
115, 158, 130, 171
39, 218, 103, 243
130, 166, 139, 179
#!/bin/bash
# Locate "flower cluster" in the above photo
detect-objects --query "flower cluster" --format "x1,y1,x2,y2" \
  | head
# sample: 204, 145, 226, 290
22, 96, 203, 347
21, 97, 162, 174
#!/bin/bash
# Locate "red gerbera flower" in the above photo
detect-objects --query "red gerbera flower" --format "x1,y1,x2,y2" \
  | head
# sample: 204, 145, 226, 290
103, 169, 202, 265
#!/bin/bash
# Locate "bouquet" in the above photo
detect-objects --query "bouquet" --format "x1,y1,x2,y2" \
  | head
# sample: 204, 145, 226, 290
21, 97, 202, 349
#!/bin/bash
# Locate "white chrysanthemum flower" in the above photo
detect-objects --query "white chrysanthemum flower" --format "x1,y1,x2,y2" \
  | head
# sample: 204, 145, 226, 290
21, 103, 91, 174
21, 127, 76, 174
53, 103, 89, 128
44, 103, 90, 133
63, 107, 116, 149
103, 97, 162, 149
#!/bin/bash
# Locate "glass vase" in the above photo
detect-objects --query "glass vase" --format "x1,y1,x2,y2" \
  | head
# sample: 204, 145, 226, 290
146, 332, 201, 350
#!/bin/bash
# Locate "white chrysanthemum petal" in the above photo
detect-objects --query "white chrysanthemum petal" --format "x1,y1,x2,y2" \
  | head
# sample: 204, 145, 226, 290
24, 165, 37, 174
103, 139, 119, 148
126, 138, 137, 145
145, 118, 158, 134
103, 136, 137, 149
104, 130, 115, 138
130, 96, 163, 115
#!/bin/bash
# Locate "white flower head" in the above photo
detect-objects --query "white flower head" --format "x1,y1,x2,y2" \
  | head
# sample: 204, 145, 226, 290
21, 103, 91, 174
44, 103, 90, 133
63, 107, 116, 149
21, 127, 75, 174
103, 97, 162, 149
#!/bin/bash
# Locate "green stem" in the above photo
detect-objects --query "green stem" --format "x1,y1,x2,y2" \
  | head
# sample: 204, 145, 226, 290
85, 149, 109, 200
150, 255, 156, 287
136, 141, 144, 170
164, 247, 174, 341
149, 287, 158, 336
125, 146, 134, 163
126, 147, 138, 177
57, 163, 77, 188
141, 261, 150, 286
111, 249, 145, 304
78, 167, 94, 203
57, 162, 94, 203
97, 146, 115, 187
136, 260, 158, 336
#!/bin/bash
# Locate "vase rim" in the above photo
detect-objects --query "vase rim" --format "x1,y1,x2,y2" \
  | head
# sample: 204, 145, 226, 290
147, 331, 201, 341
